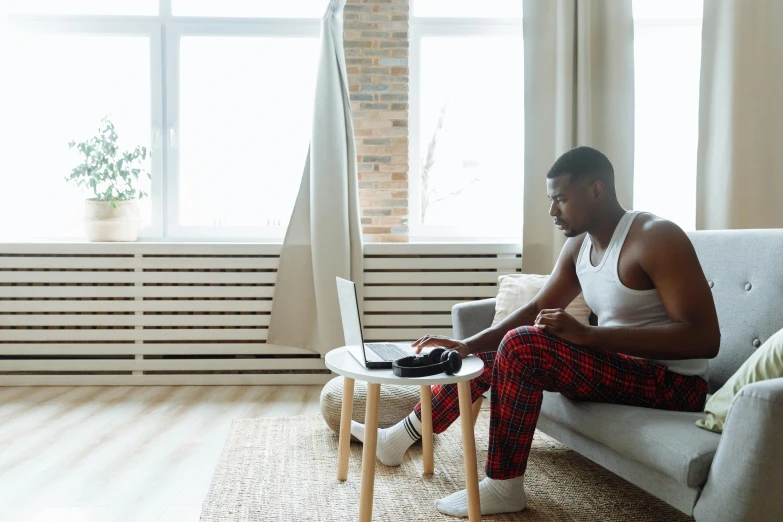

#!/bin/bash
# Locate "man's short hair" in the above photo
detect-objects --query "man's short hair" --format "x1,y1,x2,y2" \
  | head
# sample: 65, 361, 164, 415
547, 146, 615, 191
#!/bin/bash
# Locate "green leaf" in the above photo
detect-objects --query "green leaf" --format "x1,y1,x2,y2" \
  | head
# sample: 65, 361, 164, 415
64, 115, 151, 201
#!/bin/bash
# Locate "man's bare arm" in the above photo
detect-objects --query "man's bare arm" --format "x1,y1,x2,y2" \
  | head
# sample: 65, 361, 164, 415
462, 237, 584, 354
587, 221, 720, 359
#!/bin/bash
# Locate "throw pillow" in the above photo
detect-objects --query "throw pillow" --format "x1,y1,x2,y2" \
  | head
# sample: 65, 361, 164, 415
491, 273, 592, 327
696, 326, 783, 433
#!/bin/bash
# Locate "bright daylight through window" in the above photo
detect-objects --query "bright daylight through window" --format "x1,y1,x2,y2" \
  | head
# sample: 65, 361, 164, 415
0, 1, 320, 241
410, 0, 524, 240
633, 0, 703, 232
0, 0, 704, 242
0, 32, 152, 239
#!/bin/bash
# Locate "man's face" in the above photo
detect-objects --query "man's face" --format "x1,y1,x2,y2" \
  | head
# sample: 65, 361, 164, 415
546, 174, 595, 237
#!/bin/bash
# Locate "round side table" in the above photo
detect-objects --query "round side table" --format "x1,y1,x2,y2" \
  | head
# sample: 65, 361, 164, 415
325, 346, 485, 522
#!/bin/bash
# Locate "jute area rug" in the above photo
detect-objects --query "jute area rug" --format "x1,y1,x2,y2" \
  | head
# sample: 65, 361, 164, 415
201, 411, 692, 522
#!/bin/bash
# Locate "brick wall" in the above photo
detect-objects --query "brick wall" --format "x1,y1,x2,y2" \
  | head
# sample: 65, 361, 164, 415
345, 0, 409, 242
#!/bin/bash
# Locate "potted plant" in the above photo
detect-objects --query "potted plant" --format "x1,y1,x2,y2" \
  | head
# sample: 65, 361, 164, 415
66, 116, 151, 242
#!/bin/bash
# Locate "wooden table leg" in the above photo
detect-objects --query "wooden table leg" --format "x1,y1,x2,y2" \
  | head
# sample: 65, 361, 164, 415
471, 396, 484, 427
458, 380, 482, 522
358, 382, 381, 522
337, 376, 355, 481
420, 385, 434, 474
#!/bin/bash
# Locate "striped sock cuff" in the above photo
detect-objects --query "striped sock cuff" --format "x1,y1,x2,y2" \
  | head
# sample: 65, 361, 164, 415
403, 415, 422, 441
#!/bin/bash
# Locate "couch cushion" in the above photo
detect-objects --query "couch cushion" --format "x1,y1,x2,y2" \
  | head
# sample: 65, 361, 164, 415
541, 391, 721, 487
688, 230, 783, 393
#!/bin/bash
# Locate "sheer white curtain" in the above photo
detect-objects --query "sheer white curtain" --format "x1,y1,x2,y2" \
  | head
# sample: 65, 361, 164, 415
696, 0, 783, 230
267, 0, 363, 356
522, 0, 635, 274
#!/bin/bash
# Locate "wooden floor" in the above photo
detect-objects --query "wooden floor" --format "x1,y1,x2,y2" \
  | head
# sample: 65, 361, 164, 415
0, 385, 324, 522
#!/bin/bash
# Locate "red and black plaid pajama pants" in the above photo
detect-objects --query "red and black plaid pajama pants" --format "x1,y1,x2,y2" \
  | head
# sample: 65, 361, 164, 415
412, 325, 708, 480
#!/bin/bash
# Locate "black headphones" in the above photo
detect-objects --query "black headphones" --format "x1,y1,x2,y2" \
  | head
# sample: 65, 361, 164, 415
392, 348, 463, 378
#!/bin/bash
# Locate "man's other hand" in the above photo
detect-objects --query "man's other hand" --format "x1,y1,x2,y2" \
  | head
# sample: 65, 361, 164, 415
534, 308, 593, 346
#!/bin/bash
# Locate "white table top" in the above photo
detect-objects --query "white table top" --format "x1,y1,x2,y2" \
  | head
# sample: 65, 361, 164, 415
325, 345, 485, 385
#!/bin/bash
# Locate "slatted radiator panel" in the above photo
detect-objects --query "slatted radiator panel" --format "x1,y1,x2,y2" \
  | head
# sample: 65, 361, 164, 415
362, 243, 522, 342
0, 242, 521, 385
0, 243, 331, 386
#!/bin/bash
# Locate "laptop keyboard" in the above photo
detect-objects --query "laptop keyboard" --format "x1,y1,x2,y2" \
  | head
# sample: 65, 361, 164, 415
366, 343, 408, 361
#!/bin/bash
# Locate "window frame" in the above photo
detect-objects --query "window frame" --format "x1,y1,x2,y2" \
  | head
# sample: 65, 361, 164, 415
0, 0, 320, 242
409, 10, 523, 242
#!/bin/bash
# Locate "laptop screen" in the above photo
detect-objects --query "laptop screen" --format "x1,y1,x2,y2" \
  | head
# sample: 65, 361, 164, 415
336, 277, 364, 348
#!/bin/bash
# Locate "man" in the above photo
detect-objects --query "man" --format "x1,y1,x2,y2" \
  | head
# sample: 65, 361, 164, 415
350, 146, 721, 517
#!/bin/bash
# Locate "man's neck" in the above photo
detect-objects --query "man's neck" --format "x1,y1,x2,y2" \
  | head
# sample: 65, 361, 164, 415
588, 205, 628, 251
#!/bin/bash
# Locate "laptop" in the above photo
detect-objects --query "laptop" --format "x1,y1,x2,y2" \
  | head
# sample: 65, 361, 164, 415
336, 277, 411, 369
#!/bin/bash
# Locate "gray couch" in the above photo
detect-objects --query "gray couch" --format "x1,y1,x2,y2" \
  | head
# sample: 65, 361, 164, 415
451, 229, 783, 522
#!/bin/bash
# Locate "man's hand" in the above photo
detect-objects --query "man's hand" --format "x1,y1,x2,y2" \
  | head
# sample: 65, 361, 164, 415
534, 309, 593, 346
411, 335, 470, 358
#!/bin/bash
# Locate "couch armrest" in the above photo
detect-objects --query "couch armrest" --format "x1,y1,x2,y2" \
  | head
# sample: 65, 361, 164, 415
694, 377, 783, 522
451, 298, 496, 341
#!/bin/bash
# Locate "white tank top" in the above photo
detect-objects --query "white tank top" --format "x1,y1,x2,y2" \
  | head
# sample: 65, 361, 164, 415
575, 211, 709, 379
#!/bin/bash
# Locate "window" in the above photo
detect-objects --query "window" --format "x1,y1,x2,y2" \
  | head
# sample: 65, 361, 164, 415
633, 0, 703, 231
0, 2, 320, 241
0, 31, 153, 239
171, 0, 327, 18
173, 35, 318, 237
410, 1, 524, 241
1, 0, 157, 16
413, 0, 522, 18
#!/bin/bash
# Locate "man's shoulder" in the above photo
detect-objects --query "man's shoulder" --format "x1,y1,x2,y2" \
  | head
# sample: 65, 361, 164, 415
631, 212, 691, 252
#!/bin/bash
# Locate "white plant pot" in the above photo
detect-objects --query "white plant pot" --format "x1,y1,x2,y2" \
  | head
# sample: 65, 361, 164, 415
84, 199, 141, 242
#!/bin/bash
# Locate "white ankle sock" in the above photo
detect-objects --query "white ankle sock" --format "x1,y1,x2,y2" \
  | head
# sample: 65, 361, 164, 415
435, 476, 527, 517
350, 411, 422, 466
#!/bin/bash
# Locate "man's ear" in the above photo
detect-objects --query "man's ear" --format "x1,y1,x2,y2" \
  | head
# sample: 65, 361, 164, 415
592, 181, 606, 202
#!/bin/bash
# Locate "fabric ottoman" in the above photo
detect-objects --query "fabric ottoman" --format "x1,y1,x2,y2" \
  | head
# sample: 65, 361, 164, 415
320, 376, 422, 440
